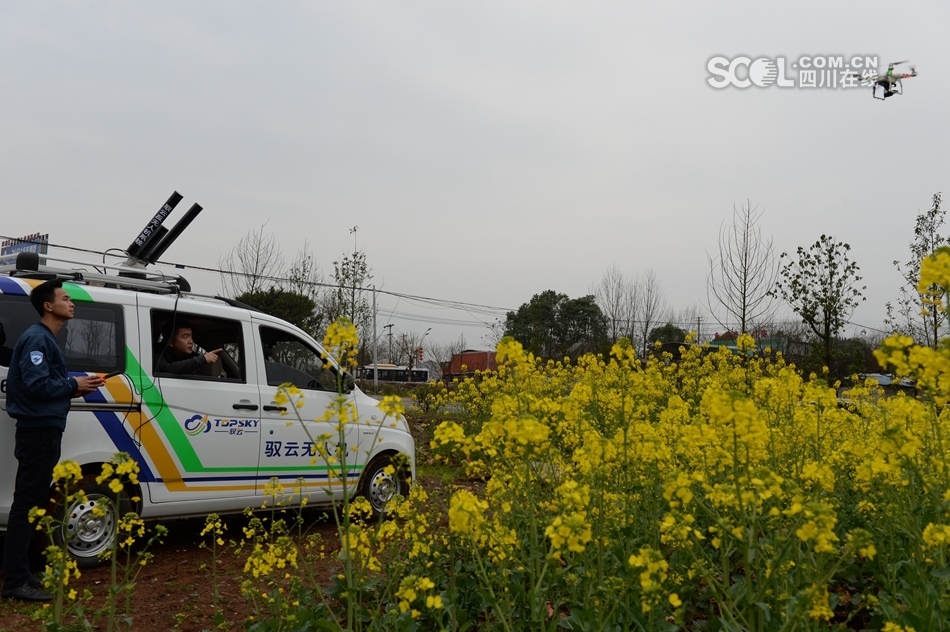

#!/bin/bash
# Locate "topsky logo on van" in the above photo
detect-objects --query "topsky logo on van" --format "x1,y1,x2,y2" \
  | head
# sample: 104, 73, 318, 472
183, 414, 260, 436
183, 414, 211, 435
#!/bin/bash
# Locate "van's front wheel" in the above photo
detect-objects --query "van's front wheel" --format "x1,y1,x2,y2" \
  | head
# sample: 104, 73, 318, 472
359, 454, 409, 519
53, 482, 129, 569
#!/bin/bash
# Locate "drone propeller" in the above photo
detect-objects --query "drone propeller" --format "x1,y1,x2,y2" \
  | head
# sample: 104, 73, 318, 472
888, 60, 910, 70
896, 65, 918, 79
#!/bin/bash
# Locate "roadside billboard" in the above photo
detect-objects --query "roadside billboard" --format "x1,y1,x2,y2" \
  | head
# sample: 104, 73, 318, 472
1, 233, 49, 266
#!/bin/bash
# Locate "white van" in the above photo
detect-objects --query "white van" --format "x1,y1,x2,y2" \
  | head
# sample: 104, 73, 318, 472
0, 260, 415, 567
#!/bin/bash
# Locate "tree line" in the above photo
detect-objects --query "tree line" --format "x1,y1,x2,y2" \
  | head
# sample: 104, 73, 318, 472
504, 194, 946, 381
220, 194, 946, 382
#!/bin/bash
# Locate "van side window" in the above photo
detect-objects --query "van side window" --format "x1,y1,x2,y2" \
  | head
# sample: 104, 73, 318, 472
0, 295, 125, 373
152, 311, 245, 382
259, 326, 337, 391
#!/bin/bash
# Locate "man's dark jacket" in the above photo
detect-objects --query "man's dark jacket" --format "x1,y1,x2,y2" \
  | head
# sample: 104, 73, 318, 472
6, 322, 78, 430
156, 348, 208, 375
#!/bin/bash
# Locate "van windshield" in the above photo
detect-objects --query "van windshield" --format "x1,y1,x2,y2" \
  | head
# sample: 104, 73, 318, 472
258, 326, 341, 391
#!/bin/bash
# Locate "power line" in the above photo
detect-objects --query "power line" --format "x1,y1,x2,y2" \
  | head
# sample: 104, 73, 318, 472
6, 235, 899, 339
2, 235, 516, 316
385, 309, 496, 328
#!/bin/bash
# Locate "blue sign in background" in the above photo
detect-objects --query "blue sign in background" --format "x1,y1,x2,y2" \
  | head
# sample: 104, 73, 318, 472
1, 235, 48, 266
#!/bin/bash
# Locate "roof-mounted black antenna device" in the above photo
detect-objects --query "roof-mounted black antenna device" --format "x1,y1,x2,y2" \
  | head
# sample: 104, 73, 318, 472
119, 191, 202, 289
126, 191, 182, 262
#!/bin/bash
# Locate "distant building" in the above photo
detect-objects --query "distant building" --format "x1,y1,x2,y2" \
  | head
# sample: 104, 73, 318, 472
443, 350, 498, 381
707, 330, 791, 356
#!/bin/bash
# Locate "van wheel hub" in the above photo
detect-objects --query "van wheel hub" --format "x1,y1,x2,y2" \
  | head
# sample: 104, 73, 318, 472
65, 495, 116, 554
368, 471, 395, 510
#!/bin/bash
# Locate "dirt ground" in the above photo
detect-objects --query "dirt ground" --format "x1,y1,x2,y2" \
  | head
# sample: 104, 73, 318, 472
0, 507, 345, 632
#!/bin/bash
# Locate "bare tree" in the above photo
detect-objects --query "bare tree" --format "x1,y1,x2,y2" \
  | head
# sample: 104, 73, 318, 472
322, 227, 374, 363
591, 266, 668, 355
668, 304, 704, 341
286, 242, 325, 301
286, 242, 327, 338
393, 329, 429, 382
769, 318, 814, 363
635, 269, 668, 358
424, 334, 468, 380
482, 318, 506, 350
706, 201, 778, 334
592, 264, 640, 344
220, 224, 284, 297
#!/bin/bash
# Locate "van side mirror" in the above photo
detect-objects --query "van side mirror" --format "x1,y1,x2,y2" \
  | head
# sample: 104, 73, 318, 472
343, 372, 356, 393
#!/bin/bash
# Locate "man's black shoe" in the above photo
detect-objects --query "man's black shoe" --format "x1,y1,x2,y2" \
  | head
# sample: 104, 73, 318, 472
27, 573, 43, 589
2, 584, 53, 602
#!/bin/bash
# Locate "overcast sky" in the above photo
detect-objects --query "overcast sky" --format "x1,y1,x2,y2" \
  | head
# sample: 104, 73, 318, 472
2, 2, 948, 347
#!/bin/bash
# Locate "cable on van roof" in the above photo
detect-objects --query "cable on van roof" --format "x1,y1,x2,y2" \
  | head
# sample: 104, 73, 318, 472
1, 253, 187, 295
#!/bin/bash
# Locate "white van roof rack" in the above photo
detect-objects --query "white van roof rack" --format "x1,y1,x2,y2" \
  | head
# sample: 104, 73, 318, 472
1, 253, 189, 294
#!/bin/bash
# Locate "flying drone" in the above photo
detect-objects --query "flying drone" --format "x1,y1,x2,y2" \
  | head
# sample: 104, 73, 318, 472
851, 60, 917, 100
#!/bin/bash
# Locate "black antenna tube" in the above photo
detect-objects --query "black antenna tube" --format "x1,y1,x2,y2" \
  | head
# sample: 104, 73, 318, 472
136, 226, 169, 263
145, 203, 203, 264
126, 191, 182, 258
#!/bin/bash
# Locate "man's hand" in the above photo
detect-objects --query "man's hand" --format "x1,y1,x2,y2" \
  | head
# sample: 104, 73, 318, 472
75, 375, 105, 396
204, 349, 223, 364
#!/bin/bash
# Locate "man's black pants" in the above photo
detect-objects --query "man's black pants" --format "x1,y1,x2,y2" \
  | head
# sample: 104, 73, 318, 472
2, 427, 62, 592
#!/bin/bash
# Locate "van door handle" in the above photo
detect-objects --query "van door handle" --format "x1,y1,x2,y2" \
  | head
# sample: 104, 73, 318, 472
232, 403, 259, 411
263, 405, 287, 412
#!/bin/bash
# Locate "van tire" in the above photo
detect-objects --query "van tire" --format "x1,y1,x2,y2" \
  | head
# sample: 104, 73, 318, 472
359, 454, 409, 519
53, 482, 130, 569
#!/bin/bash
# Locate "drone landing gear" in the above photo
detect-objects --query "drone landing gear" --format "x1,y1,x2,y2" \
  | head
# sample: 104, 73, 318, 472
873, 83, 902, 100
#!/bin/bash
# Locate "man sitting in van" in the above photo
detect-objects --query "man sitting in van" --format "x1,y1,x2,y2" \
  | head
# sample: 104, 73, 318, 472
156, 320, 221, 375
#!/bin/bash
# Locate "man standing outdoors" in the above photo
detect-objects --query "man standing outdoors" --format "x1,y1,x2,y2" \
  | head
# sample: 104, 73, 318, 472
2, 281, 103, 601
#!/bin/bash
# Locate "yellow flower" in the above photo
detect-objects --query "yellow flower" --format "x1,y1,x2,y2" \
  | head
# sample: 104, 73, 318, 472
379, 395, 405, 418
883, 624, 917, 632
544, 512, 592, 555
923, 523, 950, 549
448, 490, 487, 536
796, 521, 819, 542
807, 585, 833, 620
918, 247, 950, 297
96, 462, 115, 484
322, 318, 360, 369
52, 460, 82, 485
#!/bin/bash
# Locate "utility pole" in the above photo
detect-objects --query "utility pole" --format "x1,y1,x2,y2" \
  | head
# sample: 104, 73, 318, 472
696, 316, 701, 344
423, 328, 431, 378
383, 324, 394, 363
372, 285, 378, 392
